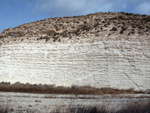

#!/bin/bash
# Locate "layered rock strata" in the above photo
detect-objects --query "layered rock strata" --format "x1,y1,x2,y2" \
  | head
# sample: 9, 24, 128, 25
0, 12, 150, 91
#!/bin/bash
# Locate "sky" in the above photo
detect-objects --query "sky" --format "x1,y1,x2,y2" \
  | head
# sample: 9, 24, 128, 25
0, 0, 150, 34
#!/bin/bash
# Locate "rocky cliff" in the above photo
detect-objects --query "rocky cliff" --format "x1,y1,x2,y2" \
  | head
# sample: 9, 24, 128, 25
0, 12, 150, 91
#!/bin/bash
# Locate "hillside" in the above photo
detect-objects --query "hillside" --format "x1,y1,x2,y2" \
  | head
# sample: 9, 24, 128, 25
0, 12, 150, 91
0, 12, 150, 43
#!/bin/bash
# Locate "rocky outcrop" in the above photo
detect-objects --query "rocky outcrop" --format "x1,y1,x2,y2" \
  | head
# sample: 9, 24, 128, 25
0, 12, 150, 91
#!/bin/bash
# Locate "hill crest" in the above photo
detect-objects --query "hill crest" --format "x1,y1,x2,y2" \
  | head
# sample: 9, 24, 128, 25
0, 12, 150, 43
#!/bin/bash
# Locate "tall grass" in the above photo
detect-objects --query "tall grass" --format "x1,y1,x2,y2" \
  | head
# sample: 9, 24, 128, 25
0, 101, 150, 113
52, 101, 150, 113
116, 101, 150, 113
68, 106, 107, 113
0, 104, 13, 113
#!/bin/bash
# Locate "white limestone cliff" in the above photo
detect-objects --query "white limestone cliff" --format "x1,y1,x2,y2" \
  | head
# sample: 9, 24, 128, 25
0, 12, 150, 91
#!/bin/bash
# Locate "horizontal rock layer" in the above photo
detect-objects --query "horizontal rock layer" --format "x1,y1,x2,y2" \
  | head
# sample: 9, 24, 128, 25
0, 36, 150, 91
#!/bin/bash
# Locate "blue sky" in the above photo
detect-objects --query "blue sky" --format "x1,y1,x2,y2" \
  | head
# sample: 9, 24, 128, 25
0, 0, 150, 34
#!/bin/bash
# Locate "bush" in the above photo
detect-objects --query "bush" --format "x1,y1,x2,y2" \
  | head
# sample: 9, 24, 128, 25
111, 27, 117, 31
0, 82, 145, 95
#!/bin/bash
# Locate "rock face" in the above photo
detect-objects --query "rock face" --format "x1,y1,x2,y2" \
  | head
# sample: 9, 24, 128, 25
0, 12, 150, 91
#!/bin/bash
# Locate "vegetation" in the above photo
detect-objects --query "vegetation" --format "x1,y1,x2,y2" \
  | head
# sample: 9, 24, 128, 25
0, 101, 150, 113
0, 82, 146, 95
52, 101, 150, 113
0, 104, 13, 113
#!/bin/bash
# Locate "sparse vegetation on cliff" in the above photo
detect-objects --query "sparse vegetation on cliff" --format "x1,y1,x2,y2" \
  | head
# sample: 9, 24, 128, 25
0, 12, 150, 43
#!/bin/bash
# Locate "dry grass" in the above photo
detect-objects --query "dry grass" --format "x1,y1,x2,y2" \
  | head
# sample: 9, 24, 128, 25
0, 101, 150, 113
67, 106, 107, 113
53, 101, 150, 113
116, 101, 150, 113
0, 104, 14, 113
0, 82, 146, 95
